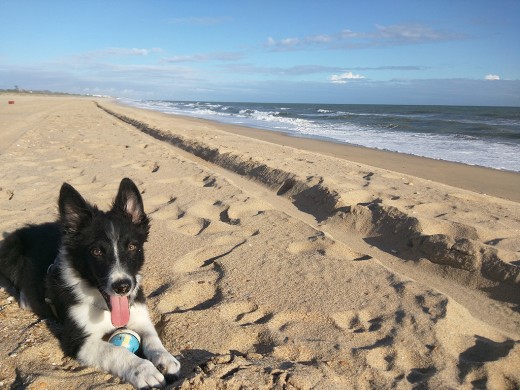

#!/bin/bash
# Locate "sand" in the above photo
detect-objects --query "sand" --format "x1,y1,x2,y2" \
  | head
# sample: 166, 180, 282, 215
0, 94, 519, 389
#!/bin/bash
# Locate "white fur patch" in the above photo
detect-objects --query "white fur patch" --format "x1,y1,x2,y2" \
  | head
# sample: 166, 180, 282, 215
58, 251, 180, 387
108, 222, 120, 264
106, 222, 135, 294
129, 303, 181, 379
77, 334, 166, 388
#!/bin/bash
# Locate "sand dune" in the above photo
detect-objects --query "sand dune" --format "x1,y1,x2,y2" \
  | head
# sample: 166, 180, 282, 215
0, 95, 519, 389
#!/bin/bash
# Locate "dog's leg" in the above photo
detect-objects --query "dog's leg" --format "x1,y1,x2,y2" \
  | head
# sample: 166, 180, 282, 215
130, 302, 181, 382
19, 290, 33, 311
77, 337, 167, 389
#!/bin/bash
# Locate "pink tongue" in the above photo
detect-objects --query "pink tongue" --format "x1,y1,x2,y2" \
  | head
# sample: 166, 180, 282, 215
110, 296, 130, 328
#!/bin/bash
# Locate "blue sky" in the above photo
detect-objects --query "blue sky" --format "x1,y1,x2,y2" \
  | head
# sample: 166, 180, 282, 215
0, 0, 519, 105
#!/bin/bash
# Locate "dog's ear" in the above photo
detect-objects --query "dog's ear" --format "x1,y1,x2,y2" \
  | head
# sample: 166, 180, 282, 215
59, 183, 92, 234
113, 178, 146, 224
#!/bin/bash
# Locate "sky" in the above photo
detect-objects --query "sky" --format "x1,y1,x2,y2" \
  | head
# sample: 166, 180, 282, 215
0, 0, 519, 106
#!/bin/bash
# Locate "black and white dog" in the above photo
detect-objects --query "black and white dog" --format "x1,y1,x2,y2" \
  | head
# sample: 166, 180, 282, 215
0, 178, 180, 389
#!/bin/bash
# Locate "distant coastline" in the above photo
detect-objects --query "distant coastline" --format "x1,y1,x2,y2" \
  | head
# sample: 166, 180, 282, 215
0, 88, 109, 98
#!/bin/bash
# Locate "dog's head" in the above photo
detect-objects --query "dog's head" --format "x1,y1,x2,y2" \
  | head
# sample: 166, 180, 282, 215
58, 178, 150, 327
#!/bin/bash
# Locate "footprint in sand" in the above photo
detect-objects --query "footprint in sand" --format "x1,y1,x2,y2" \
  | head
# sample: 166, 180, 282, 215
264, 312, 346, 361
224, 197, 272, 219
172, 236, 247, 273
286, 231, 357, 260
286, 233, 331, 255
202, 176, 217, 187
150, 204, 183, 221
218, 207, 240, 226
146, 194, 176, 210
332, 310, 385, 334
149, 238, 247, 315
167, 199, 257, 237
169, 216, 210, 236
217, 301, 271, 327
156, 277, 219, 314
339, 189, 376, 206
385, 273, 413, 295
362, 171, 374, 187
414, 291, 448, 323
152, 235, 254, 337
366, 347, 396, 371
186, 199, 228, 221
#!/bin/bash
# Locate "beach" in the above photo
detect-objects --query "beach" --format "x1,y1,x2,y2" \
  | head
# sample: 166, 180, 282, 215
1, 94, 519, 389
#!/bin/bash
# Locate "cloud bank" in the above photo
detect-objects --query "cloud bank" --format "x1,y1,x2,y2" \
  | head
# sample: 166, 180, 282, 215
265, 23, 466, 51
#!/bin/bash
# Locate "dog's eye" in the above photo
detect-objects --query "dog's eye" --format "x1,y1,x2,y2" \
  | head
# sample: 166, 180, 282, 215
128, 243, 138, 251
91, 248, 103, 257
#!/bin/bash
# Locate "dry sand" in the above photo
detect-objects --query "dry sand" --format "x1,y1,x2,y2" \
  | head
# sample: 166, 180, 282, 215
0, 94, 519, 389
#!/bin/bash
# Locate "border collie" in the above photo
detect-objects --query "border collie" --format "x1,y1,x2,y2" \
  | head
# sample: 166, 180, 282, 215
0, 178, 181, 389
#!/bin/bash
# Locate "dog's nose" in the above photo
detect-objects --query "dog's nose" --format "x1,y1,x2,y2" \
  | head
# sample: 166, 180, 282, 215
112, 279, 132, 295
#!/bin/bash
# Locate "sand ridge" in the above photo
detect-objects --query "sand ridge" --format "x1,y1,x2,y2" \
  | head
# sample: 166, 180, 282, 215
0, 95, 519, 389
98, 102, 520, 307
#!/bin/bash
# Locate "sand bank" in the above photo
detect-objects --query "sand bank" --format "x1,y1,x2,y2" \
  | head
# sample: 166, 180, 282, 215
0, 95, 519, 389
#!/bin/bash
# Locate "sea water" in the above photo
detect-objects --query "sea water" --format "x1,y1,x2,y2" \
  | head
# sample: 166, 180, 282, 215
120, 99, 520, 172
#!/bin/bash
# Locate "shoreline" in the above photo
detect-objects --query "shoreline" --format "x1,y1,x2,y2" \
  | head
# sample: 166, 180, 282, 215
117, 101, 520, 203
120, 99, 520, 171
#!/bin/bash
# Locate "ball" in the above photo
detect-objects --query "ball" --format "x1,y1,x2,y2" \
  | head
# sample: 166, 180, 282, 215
108, 328, 141, 354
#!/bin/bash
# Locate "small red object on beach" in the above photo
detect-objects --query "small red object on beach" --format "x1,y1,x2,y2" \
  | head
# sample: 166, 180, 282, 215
8, 101, 15, 104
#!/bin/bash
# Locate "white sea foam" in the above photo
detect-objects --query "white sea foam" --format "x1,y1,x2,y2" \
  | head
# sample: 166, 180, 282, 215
118, 99, 520, 172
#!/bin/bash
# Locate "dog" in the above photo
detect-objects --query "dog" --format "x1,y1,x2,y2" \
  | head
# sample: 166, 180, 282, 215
0, 178, 181, 389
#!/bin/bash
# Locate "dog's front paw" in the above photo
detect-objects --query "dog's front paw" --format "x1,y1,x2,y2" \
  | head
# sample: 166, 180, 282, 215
150, 351, 181, 383
126, 358, 166, 389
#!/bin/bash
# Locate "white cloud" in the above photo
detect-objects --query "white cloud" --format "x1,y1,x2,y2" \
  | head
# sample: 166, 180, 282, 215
112, 48, 158, 56
80, 47, 163, 59
330, 72, 366, 84
485, 74, 500, 80
221, 64, 427, 76
162, 51, 244, 63
265, 37, 276, 46
307, 34, 333, 43
265, 23, 465, 52
341, 29, 365, 39
375, 24, 445, 41
265, 36, 300, 49
281, 37, 300, 46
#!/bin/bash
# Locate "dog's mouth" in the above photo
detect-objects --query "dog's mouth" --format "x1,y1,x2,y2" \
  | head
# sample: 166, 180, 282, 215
99, 289, 131, 328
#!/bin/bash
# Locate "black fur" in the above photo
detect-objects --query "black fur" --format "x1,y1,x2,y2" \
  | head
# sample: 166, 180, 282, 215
0, 222, 61, 318
1, 178, 182, 388
0, 178, 150, 356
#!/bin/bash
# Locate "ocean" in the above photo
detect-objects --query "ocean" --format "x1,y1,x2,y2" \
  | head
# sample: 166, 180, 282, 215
120, 99, 520, 172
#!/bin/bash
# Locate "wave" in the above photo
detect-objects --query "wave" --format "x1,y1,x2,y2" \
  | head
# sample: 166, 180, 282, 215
118, 99, 520, 172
